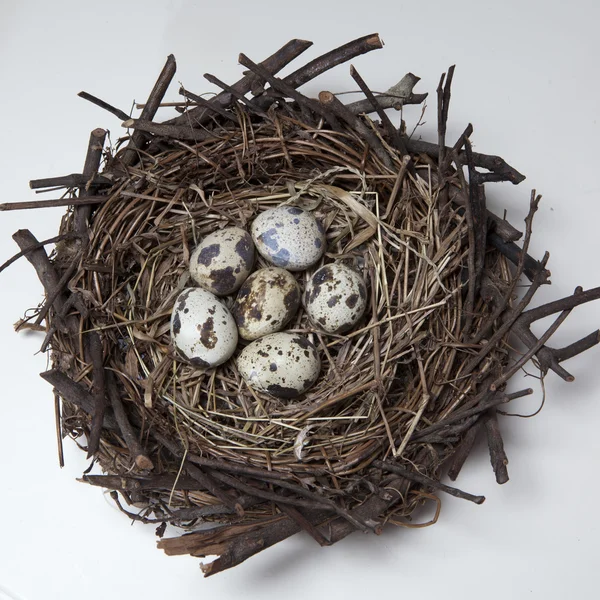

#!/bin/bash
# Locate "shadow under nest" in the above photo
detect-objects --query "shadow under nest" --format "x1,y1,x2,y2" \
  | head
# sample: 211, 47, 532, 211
7, 34, 600, 576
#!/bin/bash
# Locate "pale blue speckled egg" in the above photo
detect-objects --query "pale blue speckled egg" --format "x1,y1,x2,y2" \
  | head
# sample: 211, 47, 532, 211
251, 206, 326, 271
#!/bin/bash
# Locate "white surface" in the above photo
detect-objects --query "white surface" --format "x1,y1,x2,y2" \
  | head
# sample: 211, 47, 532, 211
1, 1, 599, 598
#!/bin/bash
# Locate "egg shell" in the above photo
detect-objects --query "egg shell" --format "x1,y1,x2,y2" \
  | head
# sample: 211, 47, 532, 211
251, 205, 326, 271
232, 268, 301, 341
303, 263, 367, 333
236, 332, 321, 399
171, 287, 238, 368
189, 227, 255, 296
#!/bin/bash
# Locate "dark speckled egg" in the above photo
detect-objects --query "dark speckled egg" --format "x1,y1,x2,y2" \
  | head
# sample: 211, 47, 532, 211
171, 287, 238, 368
232, 267, 300, 340
236, 332, 321, 398
250, 206, 326, 271
190, 227, 255, 296
303, 263, 367, 333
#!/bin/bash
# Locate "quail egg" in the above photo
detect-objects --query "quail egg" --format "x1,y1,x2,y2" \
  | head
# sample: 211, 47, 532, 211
189, 226, 255, 296
232, 267, 301, 341
171, 287, 238, 368
251, 205, 326, 271
236, 332, 321, 398
303, 263, 367, 333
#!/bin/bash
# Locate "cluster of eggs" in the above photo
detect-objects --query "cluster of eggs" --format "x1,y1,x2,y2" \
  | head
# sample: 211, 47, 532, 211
170, 205, 367, 399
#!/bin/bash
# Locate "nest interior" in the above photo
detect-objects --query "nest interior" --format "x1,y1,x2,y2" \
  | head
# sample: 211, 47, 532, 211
7, 34, 600, 576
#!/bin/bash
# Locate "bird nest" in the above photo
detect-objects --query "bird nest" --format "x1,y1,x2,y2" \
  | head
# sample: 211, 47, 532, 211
5, 34, 600, 576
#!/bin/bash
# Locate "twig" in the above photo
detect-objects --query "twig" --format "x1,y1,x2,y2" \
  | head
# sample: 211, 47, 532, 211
409, 390, 515, 442
40, 369, 119, 431
0, 233, 78, 275
237, 53, 338, 129
405, 138, 526, 185
0, 196, 107, 211
84, 332, 107, 457
73, 128, 107, 235
185, 462, 244, 516
487, 232, 548, 281
474, 191, 542, 342
187, 454, 291, 480
34, 256, 86, 328
168, 38, 313, 126
345, 72, 428, 114
510, 286, 600, 381
179, 86, 239, 123
121, 54, 177, 166
207, 468, 371, 532
106, 372, 153, 470
446, 420, 483, 481
457, 136, 487, 335
461, 257, 551, 376
29, 173, 112, 190
77, 91, 131, 121
349, 64, 410, 157
283, 33, 382, 90
318, 90, 393, 168
203, 72, 269, 118
83, 473, 202, 492
276, 504, 331, 546
374, 459, 485, 504
483, 409, 509, 484
54, 389, 64, 468
437, 65, 455, 181
122, 118, 210, 142
11, 230, 77, 333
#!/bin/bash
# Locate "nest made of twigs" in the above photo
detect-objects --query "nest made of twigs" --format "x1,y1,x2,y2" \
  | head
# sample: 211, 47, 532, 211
9, 34, 599, 576
55, 61, 511, 534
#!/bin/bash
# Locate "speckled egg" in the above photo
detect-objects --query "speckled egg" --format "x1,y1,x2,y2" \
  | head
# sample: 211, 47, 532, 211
251, 206, 326, 271
303, 263, 367, 333
189, 227, 255, 296
236, 332, 321, 398
171, 288, 238, 368
232, 268, 301, 341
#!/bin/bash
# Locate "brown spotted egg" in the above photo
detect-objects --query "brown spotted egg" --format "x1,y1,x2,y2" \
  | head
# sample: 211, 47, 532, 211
232, 268, 301, 340
171, 288, 238, 368
303, 263, 367, 333
189, 227, 255, 296
251, 206, 326, 271
236, 332, 321, 398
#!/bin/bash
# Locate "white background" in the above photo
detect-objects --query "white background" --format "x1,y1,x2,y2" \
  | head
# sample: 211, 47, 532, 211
1, 1, 599, 599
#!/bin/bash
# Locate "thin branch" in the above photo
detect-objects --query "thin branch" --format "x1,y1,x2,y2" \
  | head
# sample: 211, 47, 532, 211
345, 72, 428, 114
73, 128, 107, 235
11, 230, 77, 334
106, 372, 153, 470
374, 460, 485, 504
29, 173, 112, 190
0, 233, 78, 275
168, 38, 313, 126
203, 72, 269, 118
509, 286, 600, 381
84, 332, 107, 457
349, 64, 410, 157
121, 54, 177, 166
446, 420, 483, 481
318, 90, 393, 168
77, 91, 131, 121
283, 33, 382, 90
122, 118, 210, 142
179, 86, 239, 123
405, 137, 526, 185
0, 196, 107, 211
237, 53, 339, 129
484, 409, 509, 484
